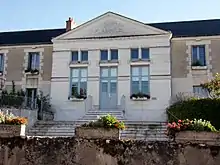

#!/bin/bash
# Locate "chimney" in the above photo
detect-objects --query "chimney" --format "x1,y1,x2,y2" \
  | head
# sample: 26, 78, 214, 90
66, 17, 74, 32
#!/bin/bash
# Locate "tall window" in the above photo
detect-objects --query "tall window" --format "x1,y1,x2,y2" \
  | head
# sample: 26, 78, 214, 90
192, 45, 206, 66
0, 54, 4, 73
110, 49, 118, 60
130, 48, 139, 61
193, 86, 209, 97
70, 68, 87, 98
131, 66, 149, 94
100, 50, 108, 61
28, 52, 40, 70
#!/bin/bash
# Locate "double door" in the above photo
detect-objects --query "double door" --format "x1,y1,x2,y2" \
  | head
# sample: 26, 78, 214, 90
100, 67, 117, 110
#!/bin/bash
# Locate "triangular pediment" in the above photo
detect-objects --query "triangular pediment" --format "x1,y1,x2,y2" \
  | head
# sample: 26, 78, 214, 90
53, 12, 169, 41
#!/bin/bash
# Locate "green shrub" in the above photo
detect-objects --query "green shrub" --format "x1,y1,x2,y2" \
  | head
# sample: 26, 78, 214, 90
167, 98, 220, 129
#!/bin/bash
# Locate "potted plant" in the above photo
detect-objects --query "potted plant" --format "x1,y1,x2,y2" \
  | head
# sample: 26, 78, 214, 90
166, 119, 220, 144
191, 60, 204, 67
69, 88, 87, 101
130, 92, 150, 101
25, 68, 39, 75
0, 111, 28, 137
75, 114, 125, 139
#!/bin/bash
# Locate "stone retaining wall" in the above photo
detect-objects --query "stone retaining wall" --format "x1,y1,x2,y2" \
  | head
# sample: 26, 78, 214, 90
0, 137, 219, 165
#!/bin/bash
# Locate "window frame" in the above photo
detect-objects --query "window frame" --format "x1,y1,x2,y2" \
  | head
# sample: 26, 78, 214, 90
130, 66, 150, 95
191, 45, 206, 66
28, 52, 40, 70
70, 67, 88, 99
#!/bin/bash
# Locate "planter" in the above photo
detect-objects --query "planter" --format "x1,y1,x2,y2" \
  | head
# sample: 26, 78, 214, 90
75, 127, 120, 139
175, 131, 220, 145
69, 97, 85, 101
131, 97, 149, 101
0, 124, 26, 137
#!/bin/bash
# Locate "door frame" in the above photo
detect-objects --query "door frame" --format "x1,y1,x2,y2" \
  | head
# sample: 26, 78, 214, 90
99, 66, 118, 110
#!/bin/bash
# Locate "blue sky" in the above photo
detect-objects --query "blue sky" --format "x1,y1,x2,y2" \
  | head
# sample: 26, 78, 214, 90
1, 0, 220, 32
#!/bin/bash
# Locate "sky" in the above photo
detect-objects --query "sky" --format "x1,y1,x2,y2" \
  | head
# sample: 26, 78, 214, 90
0, 0, 220, 32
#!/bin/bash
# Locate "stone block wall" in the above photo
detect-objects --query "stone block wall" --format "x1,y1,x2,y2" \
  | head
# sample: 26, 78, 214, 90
0, 137, 220, 165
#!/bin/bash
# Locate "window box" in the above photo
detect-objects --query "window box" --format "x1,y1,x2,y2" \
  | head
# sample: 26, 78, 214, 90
75, 127, 119, 139
25, 69, 39, 75
69, 97, 85, 101
130, 93, 150, 101
175, 131, 220, 145
0, 124, 26, 138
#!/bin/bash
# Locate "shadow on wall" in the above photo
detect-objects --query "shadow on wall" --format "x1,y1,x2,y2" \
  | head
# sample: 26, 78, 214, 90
0, 137, 220, 165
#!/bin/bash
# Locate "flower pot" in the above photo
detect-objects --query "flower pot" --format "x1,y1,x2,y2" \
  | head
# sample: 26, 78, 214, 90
75, 127, 120, 139
175, 131, 220, 145
0, 124, 26, 138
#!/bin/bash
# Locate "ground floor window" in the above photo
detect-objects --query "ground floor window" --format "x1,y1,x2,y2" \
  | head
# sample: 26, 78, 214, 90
131, 66, 149, 95
193, 85, 209, 97
70, 68, 87, 99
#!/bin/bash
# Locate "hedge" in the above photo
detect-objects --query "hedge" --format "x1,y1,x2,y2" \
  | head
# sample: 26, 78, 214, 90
166, 98, 220, 129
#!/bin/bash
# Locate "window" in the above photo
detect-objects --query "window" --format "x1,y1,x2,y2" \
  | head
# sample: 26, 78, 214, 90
81, 51, 88, 62
28, 52, 40, 70
100, 50, 108, 61
110, 49, 118, 60
131, 66, 149, 94
193, 86, 209, 97
71, 51, 78, 62
0, 54, 4, 73
192, 45, 206, 66
70, 68, 87, 98
131, 48, 139, 60
141, 48, 149, 60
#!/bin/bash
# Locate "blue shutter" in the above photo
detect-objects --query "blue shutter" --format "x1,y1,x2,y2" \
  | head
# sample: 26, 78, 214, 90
141, 48, 149, 60
81, 51, 88, 61
101, 50, 108, 61
72, 51, 78, 61
131, 48, 139, 60
199, 46, 206, 66
110, 49, 118, 60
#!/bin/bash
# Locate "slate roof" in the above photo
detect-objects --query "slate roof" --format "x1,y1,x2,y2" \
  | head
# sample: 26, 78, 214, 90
0, 19, 220, 46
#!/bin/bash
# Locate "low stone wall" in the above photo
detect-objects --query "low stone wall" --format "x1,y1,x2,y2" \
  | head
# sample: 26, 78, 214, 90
0, 137, 220, 165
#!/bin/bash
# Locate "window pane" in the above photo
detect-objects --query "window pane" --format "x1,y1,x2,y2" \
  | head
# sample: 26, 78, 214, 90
141, 76, 148, 81
141, 67, 149, 76
141, 81, 149, 94
80, 78, 87, 82
72, 69, 79, 77
131, 67, 139, 76
72, 51, 78, 61
192, 46, 198, 64
101, 82, 108, 93
131, 48, 139, 60
71, 83, 78, 96
79, 82, 87, 96
101, 50, 108, 61
0, 54, 4, 71
111, 49, 118, 60
110, 82, 117, 93
35, 53, 40, 69
72, 78, 78, 82
110, 68, 117, 77
101, 68, 108, 77
199, 46, 206, 66
81, 68, 87, 77
132, 77, 139, 81
81, 51, 88, 61
141, 48, 149, 59
193, 86, 208, 97
131, 81, 139, 94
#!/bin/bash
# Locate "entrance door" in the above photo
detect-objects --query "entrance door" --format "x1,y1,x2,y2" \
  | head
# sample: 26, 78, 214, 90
26, 88, 37, 109
100, 67, 117, 110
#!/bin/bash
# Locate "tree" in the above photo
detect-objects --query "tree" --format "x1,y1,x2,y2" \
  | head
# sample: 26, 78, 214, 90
201, 73, 220, 98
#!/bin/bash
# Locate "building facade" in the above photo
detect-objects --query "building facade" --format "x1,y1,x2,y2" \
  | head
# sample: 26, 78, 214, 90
0, 12, 220, 122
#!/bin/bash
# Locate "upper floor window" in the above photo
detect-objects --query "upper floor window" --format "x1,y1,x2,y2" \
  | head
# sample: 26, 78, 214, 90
28, 52, 40, 70
191, 45, 206, 66
100, 50, 108, 61
131, 48, 139, 61
70, 68, 87, 99
110, 49, 118, 61
0, 54, 4, 73
71, 51, 78, 62
193, 85, 209, 97
141, 48, 149, 60
131, 66, 149, 95
81, 51, 88, 62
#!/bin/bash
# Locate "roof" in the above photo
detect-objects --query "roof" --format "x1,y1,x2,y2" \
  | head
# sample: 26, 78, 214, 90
0, 19, 220, 46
